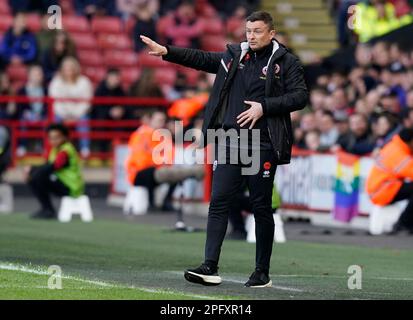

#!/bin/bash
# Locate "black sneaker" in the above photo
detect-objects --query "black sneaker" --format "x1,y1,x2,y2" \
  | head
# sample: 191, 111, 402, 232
244, 269, 272, 288
387, 222, 413, 235
184, 264, 222, 286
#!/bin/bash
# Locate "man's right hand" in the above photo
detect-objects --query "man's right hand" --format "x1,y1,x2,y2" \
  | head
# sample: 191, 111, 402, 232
140, 35, 168, 56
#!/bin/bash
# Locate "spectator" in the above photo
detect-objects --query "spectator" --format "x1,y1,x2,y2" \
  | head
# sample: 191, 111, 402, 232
129, 68, 164, 118
42, 31, 76, 83
309, 86, 328, 111
304, 130, 322, 152
16, 65, 47, 156
373, 111, 401, 148
117, 0, 158, 20
36, 14, 59, 58
0, 72, 17, 120
0, 12, 37, 67
164, 1, 204, 49
74, 0, 116, 18
133, 2, 158, 53
48, 57, 93, 158
336, 113, 376, 155
319, 111, 339, 148
25, 123, 84, 219
8, 0, 59, 14
93, 68, 127, 152
226, 4, 248, 43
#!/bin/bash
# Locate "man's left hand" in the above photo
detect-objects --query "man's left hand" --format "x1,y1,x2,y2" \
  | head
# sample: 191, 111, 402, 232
237, 100, 264, 129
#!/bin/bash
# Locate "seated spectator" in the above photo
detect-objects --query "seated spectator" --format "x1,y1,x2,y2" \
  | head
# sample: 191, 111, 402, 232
42, 31, 76, 83
0, 72, 17, 120
48, 57, 93, 158
133, 2, 158, 53
336, 113, 376, 155
93, 68, 128, 152
117, 0, 158, 20
129, 68, 164, 118
373, 111, 400, 148
8, 0, 58, 14
226, 4, 248, 43
125, 109, 204, 211
25, 124, 85, 219
0, 12, 37, 67
318, 111, 339, 149
36, 13, 59, 58
16, 65, 47, 156
304, 130, 322, 152
74, 0, 115, 18
164, 1, 204, 49
0, 126, 10, 182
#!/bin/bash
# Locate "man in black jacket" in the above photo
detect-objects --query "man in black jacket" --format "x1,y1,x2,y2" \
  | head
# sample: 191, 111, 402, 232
140, 11, 308, 287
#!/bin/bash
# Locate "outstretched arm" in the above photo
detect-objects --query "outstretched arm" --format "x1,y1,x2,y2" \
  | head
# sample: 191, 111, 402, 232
140, 35, 224, 74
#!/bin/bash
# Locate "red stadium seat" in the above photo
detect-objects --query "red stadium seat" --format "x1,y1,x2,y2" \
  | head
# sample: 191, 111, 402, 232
60, 0, 75, 14
26, 14, 42, 33
177, 67, 200, 87
154, 68, 177, 86
201, 35, 227, 52
83, 66, 107, 85
201, 18, 224, 35
6, 64, 28, 82
71, 32, 98, 50
125, 17, 136, 35
104, 50, 137, 67
137, 50, 170, 68
0, 1, 11, 15
0, 15, 13, 33
91, 17, 123, 34
63, 15, 90, 33
97, 33, 132, 51
77, 49, 104, 67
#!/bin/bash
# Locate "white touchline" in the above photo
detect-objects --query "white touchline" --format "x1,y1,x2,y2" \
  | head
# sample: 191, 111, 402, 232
0, 262, 220, 300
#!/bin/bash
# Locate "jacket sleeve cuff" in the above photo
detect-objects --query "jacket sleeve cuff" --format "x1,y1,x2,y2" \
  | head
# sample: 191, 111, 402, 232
261, 99, 268, 115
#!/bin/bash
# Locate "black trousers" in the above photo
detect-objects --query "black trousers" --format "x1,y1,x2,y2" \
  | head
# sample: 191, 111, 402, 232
390, 182, 413, 227
205, 148, 277, 273
28, 165, 70, 213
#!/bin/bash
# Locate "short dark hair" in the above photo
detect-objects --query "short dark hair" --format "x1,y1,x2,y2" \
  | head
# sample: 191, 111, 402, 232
399, 128, 413, 143
47, 123, 69, 138
246, 11, 275, 30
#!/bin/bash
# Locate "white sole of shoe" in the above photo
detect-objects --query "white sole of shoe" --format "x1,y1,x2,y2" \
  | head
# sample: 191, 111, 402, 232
247, 280, 273, 288
185, 271, 222, 285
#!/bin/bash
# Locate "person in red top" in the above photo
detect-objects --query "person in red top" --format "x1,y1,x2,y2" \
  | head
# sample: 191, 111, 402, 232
366, 127, 413, 233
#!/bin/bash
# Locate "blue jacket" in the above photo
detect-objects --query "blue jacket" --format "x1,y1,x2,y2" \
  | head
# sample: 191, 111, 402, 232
0, 28, 37, 64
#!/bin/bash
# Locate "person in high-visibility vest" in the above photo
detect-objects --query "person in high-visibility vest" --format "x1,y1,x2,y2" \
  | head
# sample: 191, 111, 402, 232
26, 124, 85, 219
366, 128, 413, 233
125, 110, 205, 210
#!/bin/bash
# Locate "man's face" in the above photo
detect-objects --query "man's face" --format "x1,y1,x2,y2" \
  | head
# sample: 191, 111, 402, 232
48, 130, 66, 148
349, 115, 367, 137
245, 20, 275, 51
150, 112, 167, 130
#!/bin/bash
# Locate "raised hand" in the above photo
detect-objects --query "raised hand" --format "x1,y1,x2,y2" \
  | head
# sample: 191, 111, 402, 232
140, 35, 168, 56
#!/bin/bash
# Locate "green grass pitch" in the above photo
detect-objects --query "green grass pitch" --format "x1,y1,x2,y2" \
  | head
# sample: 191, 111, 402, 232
1, 213, 413, 300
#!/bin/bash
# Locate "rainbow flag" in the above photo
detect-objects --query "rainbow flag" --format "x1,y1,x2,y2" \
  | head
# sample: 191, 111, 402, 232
333, 152, 360, 222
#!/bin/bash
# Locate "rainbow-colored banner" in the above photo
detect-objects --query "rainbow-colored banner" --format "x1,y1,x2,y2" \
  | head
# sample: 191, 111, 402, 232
333, 152, 360, 222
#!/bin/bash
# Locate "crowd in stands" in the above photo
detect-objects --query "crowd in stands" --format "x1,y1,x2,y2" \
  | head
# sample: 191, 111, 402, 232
296, 40, 413, 156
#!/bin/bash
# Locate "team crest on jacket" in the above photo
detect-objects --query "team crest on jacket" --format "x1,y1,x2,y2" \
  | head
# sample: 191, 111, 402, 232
274, 64, 280, 74
260, 66, 268, 80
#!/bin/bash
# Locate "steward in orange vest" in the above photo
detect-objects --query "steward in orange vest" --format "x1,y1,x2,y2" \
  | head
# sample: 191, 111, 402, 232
366, 128, 413, 233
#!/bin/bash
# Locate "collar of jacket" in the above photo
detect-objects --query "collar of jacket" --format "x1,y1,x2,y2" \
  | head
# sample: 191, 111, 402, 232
227, 39, 287, 69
